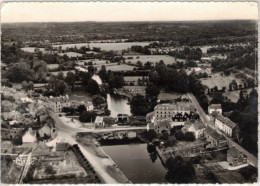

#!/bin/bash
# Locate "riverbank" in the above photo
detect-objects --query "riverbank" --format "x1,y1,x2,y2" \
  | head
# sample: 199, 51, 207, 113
76, 133, 131, 183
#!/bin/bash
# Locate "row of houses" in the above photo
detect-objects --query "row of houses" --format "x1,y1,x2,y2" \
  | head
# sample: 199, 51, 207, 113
208, 104, 239, 138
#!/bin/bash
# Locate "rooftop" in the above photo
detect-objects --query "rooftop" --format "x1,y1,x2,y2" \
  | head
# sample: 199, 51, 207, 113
216, 114, 237, 129
205, 127, 226, 141
209, 104, 222, 110
56, 142, 70, 151
154, 102, 195, 111
227, 147, 245, 158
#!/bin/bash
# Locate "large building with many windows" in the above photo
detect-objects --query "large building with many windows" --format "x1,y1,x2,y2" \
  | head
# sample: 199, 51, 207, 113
49, 96, 71, 112
215, 114, 239, 138
153, 103, 196, 121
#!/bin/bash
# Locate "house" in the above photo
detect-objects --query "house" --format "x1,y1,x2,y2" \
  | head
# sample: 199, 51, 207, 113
146, 111, 155, 123
127, 131, 137, 139
187, 120, 206, 139
208, 104, 222, 115
204, 127, 228, 149
49, 95, 71, 112
215, 114, 239, 138
32, 142, 51, 158
122, 86, 146, 96
94, 116, 104, 128
154, 119, 171, 134
227, 147, 247, 167
116, 114, 130, 124
85, 101, 94, 111
56, 142, 70, 151
22, 128, 37, 143
38, 122, 56, 139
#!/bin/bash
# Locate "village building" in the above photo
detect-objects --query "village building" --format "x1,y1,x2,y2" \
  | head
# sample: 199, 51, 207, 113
56, 142, 70, 152
122, 86, 146, 96
22, 128, 37, 143
187, 120, 206, 139
146, 111, 155, 123
208, 104, 222, 115
71, 101, 94, 111
153, 119, 171, 134
116, 114, 130, 124
204, 127, 228, 149
215, 114, 239, 138
38, 122, 56, 139
153, 103, 196, 121
227, 147, 247, 167
49, 95, 71, 112
94, 116, 104, 128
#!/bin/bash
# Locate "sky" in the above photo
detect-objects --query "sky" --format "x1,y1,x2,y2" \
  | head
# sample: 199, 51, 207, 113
1, 2, 258, 23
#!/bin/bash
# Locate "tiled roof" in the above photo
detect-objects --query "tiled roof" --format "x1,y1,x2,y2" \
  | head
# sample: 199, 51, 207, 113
209, 104, 222, 109
227, 147, 243, 157
216, 115, 237, 129
192, 121, 206, 131
205, 127, 226, 141
56, 143, 69, 151
146, 111, 154, 117
154, 102, 195, 111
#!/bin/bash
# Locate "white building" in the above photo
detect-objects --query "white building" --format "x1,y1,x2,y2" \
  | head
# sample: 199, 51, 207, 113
49, 95, 71, 112
22, 128, 37, 143
208, 104, 222, 115
187, 121, 206, 139
94, 116, 104, 128
215, 114, 238, 138
85, 101, 94, 111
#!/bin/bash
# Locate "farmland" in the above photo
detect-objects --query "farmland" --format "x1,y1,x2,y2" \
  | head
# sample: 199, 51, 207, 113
200, 73, 243, 90
58, 52, 83, 58
223, 88, 255, 102
47, 64, 59, 70
50, 70, 75, 76
123, 55, 185, 65
96, 64, 135, 71
53, 42, 150, 51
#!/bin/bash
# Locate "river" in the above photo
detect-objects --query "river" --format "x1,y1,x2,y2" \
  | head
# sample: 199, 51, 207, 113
102, 143, 167, 183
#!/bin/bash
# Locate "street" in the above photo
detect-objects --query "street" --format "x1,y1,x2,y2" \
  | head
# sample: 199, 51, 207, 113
187, 93, 258, 168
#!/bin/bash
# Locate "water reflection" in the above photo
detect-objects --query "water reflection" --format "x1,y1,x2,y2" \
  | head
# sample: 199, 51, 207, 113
107, 94, 131, 118
101, 143, 167, 183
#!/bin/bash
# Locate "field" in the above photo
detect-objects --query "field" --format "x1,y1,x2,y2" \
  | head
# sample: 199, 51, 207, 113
96, 64, 135, 72
77, 59, 109, 66
53, 42, 150, 51
58, 52, 83, 58
201, 73, 243, 89
123, 55, 185, 65
69, 90, 92, 102
21, 47, 47, 53
223, 88, 255, 102
158, 91, 189, 101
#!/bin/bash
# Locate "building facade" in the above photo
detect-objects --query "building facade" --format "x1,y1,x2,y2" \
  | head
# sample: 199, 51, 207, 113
204, 127, 228, 149
215, 114, 238, 138
50, 96, 71, 112
208, 104, 222, 115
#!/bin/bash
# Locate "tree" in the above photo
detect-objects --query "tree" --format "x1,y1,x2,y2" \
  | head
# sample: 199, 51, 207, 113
165, 156, 195, 183
57, 72, 64, 80
98, 65, 107, 81
136, 61, 142, 67
77, 105, 86, 114
92, 95, 106, 107
87, 79, 100, 95
44, 165, 56, 174
88, 65, 95, 74
79, 111, 97, 122
148, 71, 160, 85
56, 80, 66, 95
147, 130, 157, 141
22, 81, 28, 91
65, 72, 75, 90
28, 81, 34, 90
130, 95, 151, 116
184, 132, 195, 142
145, 83, 160, 99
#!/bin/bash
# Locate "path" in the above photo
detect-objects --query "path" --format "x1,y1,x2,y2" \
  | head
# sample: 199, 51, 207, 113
187, 92, 258, 168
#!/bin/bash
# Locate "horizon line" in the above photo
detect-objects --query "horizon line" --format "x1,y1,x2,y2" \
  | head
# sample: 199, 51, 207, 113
1, 18, 258, 24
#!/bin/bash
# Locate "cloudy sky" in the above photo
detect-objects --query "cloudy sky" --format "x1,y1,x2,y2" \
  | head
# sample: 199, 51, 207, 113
1, 2, 258, 23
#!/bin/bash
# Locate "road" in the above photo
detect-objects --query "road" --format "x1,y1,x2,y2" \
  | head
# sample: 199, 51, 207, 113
50, 112, 144, 183
187, 93, 258, 168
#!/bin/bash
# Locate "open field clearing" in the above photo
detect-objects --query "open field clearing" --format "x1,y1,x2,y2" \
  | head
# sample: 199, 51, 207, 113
223, 88, 255, 102
201, 73, 243, 89
53, 42, 150, 51
77, 59, 109, 66
158, 91, 189, 101
21, 47, 47, 53
96, 64, 135, 71
123, 55, 185, 65
58, 52, 83, 58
